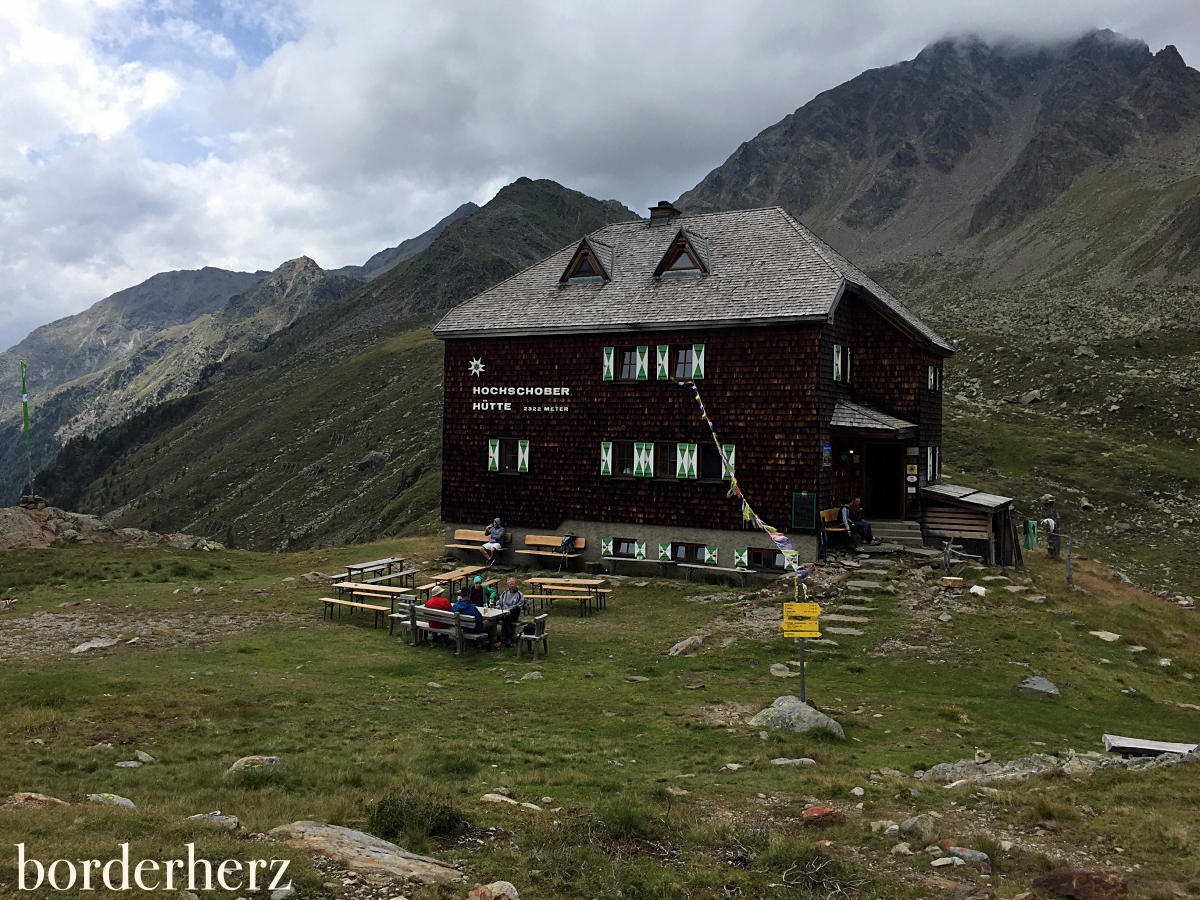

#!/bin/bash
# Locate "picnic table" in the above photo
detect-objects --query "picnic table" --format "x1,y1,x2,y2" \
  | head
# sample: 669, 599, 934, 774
332, 581, 415, 612
432, 564, 485, 598
524, 577, 609, 616
344, 557, 410, 586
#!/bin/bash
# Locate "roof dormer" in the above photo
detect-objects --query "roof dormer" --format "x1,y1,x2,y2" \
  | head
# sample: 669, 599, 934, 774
560, 237, 612, 285
654, 228, 709, 279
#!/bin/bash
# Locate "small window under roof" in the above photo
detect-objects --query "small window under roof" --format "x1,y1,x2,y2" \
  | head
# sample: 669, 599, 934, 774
654, 228, 709, 279
560, 237, 612, 284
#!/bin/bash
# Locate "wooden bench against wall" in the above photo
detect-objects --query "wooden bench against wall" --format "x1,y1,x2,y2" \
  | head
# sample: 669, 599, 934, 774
444, 529, 511, 556
514, 535, 586, 569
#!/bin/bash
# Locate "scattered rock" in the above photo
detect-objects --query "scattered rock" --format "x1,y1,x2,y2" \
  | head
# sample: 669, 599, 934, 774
664, 635, 706, 656
750, 696, 845, 739
1019, 675, 1060, 696
878, 767, 904, 777
1032, 866, 1127, 900
135, 750, 155, 763
1088, 631, 1121, 642
468, 882, 520, 900
824, 627, 864, 636
520, 672, 543, 681
900, 814, 936, 842
801, 805, 845, 828
769, 663, 798, 678
426, 682, 443, 689
87, 793, 134, 809
890, 842, 913, 855
974, 750, 992, 764
0, 792, 68, 809
70, 637, 119, 654
623, 675, 650, 682
850, 786, 864, 796
189, 811, 241, 830
192, 586, 206, 596
115, 760, 141, 768
845, 580, 880, 590
969, 585, 986, 596
771, 757, 816, 766
226, 755, 284, 775
666, 785, 689, 796
938, 613, 952, 622
271, 887, 297, 900
357, 451, 388, 470
269, 821, 461, 885
481, 793, 518, 805
721, 763, 744, 771
1019, 389, 1042, 405
884, 824, 900, 837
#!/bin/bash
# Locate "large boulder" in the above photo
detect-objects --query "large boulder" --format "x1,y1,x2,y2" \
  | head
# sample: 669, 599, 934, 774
749, 696, 845, 739
268, 821, 461, 885
226, 755, 284, 775
1019, 675, 1060, 696
1032, 866, 1127, 900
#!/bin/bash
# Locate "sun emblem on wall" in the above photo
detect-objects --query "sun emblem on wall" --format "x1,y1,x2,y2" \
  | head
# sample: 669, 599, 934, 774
468, 358, 485, 377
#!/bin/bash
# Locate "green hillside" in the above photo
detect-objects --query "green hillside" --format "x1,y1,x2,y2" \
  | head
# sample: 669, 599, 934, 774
33, 178, 639, 550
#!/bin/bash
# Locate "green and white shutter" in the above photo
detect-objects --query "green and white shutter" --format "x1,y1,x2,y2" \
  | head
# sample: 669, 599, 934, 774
488, 439, 500, 471
634, 540, 646, 560
721, 443, 736, 480
733, 548, 748, 568
632, 442, 654, 477
692, 344, 705, 379
636, 346, 649, 380
603, 346, 615, 381
833, 344, 843, 382
658, 542, 672, 561
656, 345, 670, 380
703, 545, 718, 565
600, 441, 613, 476
676, 443, 697, 479
517, 440, 529, 473
601, 538, 613, 557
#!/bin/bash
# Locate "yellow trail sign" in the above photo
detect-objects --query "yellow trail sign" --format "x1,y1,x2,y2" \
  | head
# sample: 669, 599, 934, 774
783, 602, 821, 619
782, 623, 821, 638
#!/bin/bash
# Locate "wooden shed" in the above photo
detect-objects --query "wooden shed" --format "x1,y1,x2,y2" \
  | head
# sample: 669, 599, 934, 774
920, 483, 1022, 567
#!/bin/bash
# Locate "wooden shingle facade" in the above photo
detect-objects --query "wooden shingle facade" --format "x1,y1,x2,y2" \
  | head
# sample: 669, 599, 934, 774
434, 205, 953, 568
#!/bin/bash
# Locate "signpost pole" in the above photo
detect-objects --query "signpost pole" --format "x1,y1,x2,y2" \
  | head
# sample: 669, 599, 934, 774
798, 637, 805, 702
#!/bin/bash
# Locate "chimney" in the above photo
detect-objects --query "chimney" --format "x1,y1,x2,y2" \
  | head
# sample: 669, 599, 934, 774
649, 200, 681, 224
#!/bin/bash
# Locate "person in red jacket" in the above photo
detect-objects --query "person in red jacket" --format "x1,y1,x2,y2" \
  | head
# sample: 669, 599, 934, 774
426, 591, 453, 629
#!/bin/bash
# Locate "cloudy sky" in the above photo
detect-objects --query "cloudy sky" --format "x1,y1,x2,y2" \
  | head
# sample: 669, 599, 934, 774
1, 0, 1197, 350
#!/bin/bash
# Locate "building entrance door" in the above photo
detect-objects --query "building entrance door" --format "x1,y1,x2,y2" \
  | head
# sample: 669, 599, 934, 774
864, 443, 902, 519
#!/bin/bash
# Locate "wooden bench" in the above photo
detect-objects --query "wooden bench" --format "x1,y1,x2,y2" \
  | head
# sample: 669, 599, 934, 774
359, 568, 417, 588
444, 529, 510, 557
514, 535, 587, 570
676, 564, 756, 588
602, 555, 672, 577
321, 597, 389, 628
333, 581, 417, 607
388, 600, 419, 639
411, 606, 496, 655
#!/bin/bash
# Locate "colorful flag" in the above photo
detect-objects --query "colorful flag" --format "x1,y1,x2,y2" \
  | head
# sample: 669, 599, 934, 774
20, 361, 29, 449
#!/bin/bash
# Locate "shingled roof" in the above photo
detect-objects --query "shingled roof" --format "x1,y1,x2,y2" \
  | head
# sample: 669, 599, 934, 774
433, 206, 953, 353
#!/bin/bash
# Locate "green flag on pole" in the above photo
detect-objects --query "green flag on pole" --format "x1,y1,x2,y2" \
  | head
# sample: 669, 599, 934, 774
20, 360, 29, 449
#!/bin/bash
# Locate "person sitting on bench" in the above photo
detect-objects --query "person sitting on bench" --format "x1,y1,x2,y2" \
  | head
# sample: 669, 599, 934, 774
426, 591, 454, 640
495, 576, 525, 646
844, 497, 881, 545
469, 574, 496, 607
481, 517, 506, 566
452, 586, 500, 649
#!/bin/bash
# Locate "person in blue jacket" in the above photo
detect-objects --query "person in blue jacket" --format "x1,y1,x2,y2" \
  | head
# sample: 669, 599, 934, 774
452, 586, 499, 649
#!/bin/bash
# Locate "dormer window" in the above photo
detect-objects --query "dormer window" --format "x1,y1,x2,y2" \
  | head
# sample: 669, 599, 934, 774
654, 228, 709, 280
560, 237, 612, 285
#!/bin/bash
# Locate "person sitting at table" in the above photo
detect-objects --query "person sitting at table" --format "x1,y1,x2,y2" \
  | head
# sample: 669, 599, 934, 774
425, 590, 454, 642
452, 586, 500, 649
495, 576, 525, 646
469, 574, 497, 607
481, 517, 506, 566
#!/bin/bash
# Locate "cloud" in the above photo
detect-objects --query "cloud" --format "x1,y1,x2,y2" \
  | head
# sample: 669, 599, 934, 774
1, 0, 1198, 350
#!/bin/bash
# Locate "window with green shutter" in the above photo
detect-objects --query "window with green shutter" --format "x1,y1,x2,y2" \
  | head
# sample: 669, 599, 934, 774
632, 442, 654, 477
600, 441, 612, 476
692, 344, 705, 379
636, 346, 649, 380
488, 439, 499, 472
833, 343, 843, 382
721, 443, 736, 480
601, 538, 613, 557
658, 542, 672, 561
656, 345, 670, 380
733, 548, 748, 568
634, 540, 646, 560
603, 346, 614, 381
704, 545, 718, 565
517, 440, 529, 473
